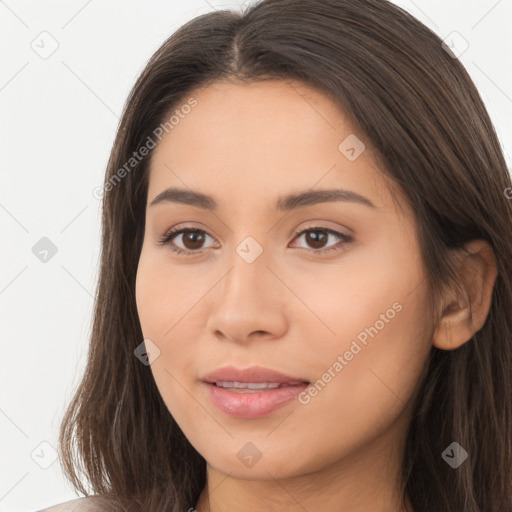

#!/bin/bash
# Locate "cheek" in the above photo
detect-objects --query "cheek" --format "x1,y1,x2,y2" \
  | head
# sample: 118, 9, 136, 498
298, 268, 432, 438
290, 240, 432, 422
135, 246, 201, 339
279, 237, 426, 351
135, 272, 194, 428
135, 261, 167, 340
135, 248, 206, 403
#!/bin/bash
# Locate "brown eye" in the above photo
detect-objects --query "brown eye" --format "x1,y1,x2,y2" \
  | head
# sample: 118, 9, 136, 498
158, 228, 217, 254
292, 227, 353, 253
181, 230, 206, 250
304, 230, 328, 249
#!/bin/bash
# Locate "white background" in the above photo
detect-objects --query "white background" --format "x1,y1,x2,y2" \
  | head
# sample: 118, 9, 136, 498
1, 1, 511, 511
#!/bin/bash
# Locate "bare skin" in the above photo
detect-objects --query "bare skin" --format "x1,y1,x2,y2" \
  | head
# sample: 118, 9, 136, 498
135, 79, 497, 512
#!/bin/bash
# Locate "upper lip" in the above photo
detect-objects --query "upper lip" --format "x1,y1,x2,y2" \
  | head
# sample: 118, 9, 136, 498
202, 365, 309, 385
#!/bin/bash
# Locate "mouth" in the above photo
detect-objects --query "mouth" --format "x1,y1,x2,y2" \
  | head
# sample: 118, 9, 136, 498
210, 381, 309, 392
201, 366, 310, 418
202, 365, 310, 386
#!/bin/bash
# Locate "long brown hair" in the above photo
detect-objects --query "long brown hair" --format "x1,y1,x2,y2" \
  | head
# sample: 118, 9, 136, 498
59, 1, 512, 510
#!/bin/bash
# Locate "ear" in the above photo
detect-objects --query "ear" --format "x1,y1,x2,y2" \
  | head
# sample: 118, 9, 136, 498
432, 240, 498, 351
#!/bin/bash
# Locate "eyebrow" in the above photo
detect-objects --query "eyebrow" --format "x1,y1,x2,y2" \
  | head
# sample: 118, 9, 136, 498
149, 187, 376, 210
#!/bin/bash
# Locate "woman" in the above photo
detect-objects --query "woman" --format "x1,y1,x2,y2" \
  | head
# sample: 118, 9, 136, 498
42, 0, 512, 510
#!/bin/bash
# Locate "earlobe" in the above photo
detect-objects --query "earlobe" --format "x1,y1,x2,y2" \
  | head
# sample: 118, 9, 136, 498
432, 240, 498, 351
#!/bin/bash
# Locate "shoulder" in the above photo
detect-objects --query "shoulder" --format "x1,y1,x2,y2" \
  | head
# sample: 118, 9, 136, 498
38, 496, 113, 512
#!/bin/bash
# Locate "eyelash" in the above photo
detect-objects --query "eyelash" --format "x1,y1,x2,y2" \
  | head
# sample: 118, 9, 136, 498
157, 225, 353, 256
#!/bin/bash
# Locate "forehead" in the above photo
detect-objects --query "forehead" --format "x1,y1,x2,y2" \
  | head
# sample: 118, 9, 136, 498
152, 79, 358, 161
146, 79, 401, 214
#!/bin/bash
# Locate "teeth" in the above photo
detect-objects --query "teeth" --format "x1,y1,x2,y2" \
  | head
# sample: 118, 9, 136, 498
215, 381, 282, 390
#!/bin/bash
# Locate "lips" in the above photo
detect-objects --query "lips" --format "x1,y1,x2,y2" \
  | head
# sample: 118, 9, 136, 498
202, 365, 310, 386
201, 366, 310, 418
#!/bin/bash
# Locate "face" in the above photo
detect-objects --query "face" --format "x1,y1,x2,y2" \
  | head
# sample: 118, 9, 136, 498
135, 79, 434, 480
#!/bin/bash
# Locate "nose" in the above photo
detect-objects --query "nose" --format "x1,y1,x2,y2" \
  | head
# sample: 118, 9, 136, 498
205, 244, 289, 344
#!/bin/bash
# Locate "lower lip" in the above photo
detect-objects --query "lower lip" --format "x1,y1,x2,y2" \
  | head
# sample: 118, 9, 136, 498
203, 382, 309, 419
